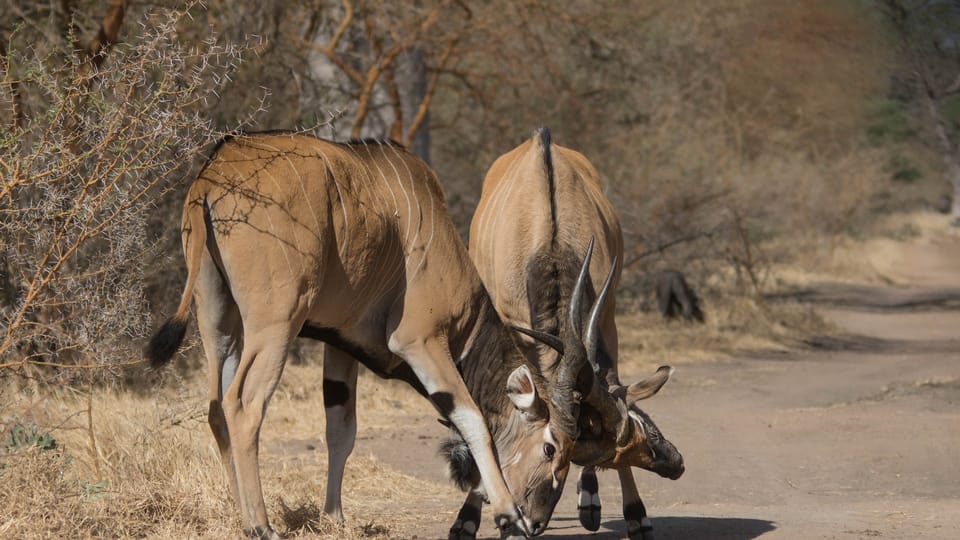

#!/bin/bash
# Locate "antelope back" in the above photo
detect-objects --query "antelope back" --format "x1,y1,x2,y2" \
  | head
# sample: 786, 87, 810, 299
469, 129, 623, 366
190, 134, 477, 335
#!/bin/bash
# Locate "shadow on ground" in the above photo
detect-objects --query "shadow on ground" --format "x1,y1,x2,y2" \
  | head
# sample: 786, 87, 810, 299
800, 334, 960, 354
544, 516, 777, 539
764, 282, 960, 311
759, 282, 960, 356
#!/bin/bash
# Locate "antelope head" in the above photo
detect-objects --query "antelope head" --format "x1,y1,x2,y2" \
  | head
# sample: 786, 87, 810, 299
576, 365, 684, 480
444, 243, 617, 536
495, 239, 641, 532
562, 241, 685, 481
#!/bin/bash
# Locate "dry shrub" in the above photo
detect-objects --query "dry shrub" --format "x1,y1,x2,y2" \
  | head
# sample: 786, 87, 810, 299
721, 0, 891, 156
0, 2, 262, 375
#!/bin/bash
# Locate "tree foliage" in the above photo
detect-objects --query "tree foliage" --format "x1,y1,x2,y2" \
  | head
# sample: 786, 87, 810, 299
0, 0, 919, 375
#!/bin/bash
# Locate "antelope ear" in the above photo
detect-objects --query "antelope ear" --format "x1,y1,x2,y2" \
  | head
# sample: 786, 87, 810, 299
507, 364, 541, 414
511, 325, 564, 354
625, 366, 674, 404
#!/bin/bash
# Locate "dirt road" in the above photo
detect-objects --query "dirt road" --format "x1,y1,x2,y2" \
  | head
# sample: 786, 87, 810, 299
291, 232, 960, 540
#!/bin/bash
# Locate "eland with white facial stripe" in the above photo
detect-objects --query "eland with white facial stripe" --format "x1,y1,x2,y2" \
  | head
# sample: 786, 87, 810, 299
146, 132, 609, 539
469, 128, 684, 540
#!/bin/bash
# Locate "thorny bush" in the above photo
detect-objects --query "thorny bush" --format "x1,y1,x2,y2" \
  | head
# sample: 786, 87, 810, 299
0, 5, 261, 376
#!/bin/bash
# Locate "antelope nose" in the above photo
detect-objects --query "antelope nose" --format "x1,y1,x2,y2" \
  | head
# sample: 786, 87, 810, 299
530, 521, 545, 536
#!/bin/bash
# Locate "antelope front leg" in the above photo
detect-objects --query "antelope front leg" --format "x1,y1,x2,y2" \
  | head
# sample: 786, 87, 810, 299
577, 466, 602, 532
619, 468, 653, 540
321, 345, 359, 523
449, 491, 484, 540
393, 338, 525, 539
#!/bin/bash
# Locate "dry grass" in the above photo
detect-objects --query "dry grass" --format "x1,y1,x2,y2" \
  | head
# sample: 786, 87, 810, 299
616, 291, 833, 372
1, 361, 458, 539
1, 382, 236, 538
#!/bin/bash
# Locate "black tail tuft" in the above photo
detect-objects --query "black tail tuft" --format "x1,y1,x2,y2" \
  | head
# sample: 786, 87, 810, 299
145, 318, 189, 368
439, 434, 479, 492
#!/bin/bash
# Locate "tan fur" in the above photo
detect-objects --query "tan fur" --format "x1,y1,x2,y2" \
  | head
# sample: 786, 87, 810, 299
471, 137, 623, 349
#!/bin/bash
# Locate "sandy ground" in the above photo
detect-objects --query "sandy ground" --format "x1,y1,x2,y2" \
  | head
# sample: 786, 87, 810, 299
259, 228, 960, 540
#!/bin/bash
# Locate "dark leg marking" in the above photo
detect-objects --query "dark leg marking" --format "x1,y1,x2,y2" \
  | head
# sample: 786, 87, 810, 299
577, 469, 602, 532
322, 378, 350, 408
429, 391, 456, 418
624, 500, 648, 522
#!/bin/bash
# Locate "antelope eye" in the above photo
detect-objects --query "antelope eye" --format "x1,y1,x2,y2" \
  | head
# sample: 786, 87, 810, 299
543, 442, 556, 459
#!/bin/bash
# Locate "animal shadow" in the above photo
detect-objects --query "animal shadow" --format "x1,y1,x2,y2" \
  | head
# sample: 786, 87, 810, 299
543, 515, 777, 539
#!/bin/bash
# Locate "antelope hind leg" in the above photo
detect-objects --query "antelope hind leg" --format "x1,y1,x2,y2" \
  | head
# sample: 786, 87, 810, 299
221, 327, 293, 539
195, 251, 243, 505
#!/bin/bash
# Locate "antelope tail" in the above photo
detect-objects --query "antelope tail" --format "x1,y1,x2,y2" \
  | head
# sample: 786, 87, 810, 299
534, 127, 557, 229
145, 196, 208, 368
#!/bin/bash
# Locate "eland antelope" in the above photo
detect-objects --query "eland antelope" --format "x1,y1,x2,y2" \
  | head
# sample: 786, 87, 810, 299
146, 133, 607, 539
469, 128, 685, 540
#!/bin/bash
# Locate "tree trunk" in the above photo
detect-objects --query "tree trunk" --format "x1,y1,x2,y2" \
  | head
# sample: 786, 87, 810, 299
399, 47, 430, 164
949, 161, 960, 224
920, 79, 960, 225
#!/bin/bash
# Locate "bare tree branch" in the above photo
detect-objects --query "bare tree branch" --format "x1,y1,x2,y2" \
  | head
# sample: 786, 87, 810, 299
0, 36, 23, 132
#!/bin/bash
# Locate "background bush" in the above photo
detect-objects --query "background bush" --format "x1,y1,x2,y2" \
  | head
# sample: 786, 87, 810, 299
0, 0, 950, 377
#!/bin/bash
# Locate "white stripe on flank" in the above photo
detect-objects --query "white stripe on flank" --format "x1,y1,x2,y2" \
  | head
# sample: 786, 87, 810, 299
348, 152, 399, 299
379, 146, 414, 246
378, 147, 410, 242
386, 144, 435, 278
314, 150, 350, 258
260, 144, 311, 274
359, 151, 400, 222
258, 139, 323, 233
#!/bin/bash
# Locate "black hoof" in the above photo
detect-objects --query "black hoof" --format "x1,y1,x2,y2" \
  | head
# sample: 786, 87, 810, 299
577, 472, 601, 532
243, 526, 281, 540
578, 504, 601, 532
494, 514, 526, 540
448, 519, 478, 540
627, 518, 654, 540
